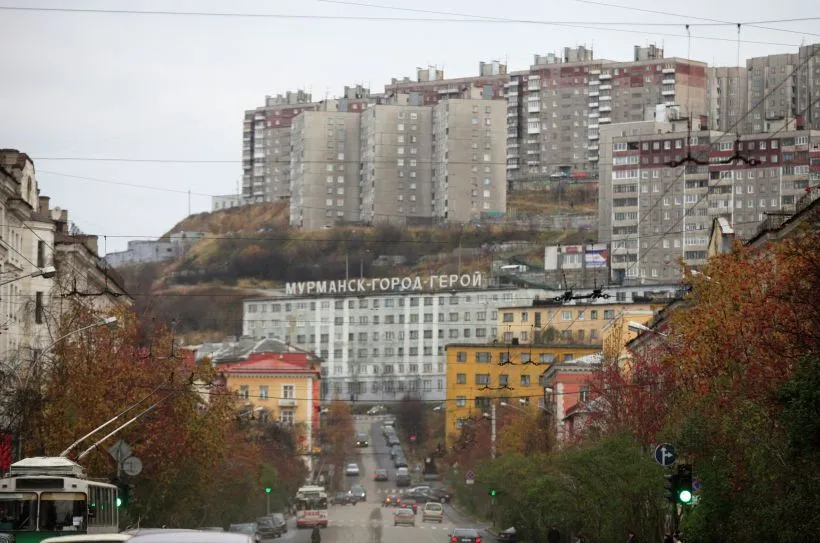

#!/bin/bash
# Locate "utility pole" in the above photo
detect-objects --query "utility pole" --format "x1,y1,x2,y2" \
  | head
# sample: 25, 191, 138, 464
490, 402, 497, 460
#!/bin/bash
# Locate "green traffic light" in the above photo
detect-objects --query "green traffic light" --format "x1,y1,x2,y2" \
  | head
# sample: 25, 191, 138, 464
678, 490, 692, 503
116, 497, 122, 508
265, 487, 272, 494
490, 489, 496, 497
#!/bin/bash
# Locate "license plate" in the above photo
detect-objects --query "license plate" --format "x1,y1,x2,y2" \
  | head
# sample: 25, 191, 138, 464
462, 539, 471, 542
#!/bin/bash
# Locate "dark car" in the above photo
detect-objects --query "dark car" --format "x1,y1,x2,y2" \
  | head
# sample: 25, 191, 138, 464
429, 486, 453, 503
228, 523, 261, 543
331, 492, 354, 505
382, 494, 402, 507
450, 528, 482, 543
395, 472, 411, 487
349, 484, 367, 503
394, 456, 408, 468
399, 498, 418, 514
269, 514, 287, 535
255, 517, 280, 539
373, 468, 389, 481
356, 433, 369, 447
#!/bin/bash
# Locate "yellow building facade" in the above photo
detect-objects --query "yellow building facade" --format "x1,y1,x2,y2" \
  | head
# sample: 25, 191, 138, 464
443, 343, 600, 446
220, 356, 321, 462
497, 301, 661, 348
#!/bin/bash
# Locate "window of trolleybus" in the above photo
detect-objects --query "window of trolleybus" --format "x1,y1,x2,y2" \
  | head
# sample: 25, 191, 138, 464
296, 497, 328, 511
0, 493, 38, 531
39, 492, 87, 532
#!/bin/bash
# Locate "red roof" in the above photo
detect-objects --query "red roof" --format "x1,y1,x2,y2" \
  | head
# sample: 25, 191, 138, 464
220, 355, 320, 376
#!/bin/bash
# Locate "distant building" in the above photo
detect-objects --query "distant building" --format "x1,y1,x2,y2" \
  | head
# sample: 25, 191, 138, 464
543, 243, 610, 288
104, 231, 206, 268
211, 194, 247, 211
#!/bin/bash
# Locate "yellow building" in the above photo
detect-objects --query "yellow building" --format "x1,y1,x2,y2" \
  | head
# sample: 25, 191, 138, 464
444, 343, 599, 446
496, 300, 663, 348
601, 307, 656, 369
219, 354, 321, 467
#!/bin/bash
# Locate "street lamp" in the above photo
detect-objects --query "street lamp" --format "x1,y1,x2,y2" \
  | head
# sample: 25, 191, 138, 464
0, 266, 57, 287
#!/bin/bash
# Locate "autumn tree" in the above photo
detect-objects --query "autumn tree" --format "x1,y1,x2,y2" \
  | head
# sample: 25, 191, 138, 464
321, 400, 354, 490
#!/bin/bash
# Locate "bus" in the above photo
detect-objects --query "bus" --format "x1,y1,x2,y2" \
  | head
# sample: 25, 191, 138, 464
0, 457, 119, 543
293, 486, 328, 529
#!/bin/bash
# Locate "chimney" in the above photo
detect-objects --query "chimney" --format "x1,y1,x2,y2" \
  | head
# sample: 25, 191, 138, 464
38, 196, 50, 214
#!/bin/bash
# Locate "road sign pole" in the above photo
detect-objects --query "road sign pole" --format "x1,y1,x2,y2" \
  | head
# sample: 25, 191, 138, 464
266, 493, 270, 516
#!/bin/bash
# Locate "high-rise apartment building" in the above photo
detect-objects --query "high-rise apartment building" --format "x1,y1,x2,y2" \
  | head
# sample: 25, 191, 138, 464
432, 99, 508, 222
745, 53, 799, 134
242, 91, 319, 203
600, 125, 820, 282
290, 111, 361, 230
505, 45, 707, 184
796, 43, 820, 130
385, 63, 509, 106
707, 67, 749, 133
359, 103, 434, 225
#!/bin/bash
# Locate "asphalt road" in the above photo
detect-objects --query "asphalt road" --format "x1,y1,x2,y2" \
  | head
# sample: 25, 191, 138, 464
276, 415, 488, 543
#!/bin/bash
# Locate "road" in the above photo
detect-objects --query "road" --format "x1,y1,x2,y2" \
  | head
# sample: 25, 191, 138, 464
277, 415, 488, 543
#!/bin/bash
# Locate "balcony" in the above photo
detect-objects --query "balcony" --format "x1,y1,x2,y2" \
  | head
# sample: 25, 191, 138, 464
589, 112, 600, 118
589, 123, 599, 130
279, 398, 298, 407
662, 78, 675, 85
662, 66, 676, 74
589, 91, 599, 97
599, 104, 612, 113
599, 117, 611, 124
528, 104, 541, 114
599, 73, 612, 80
600, 84, 612, 91
590, 69, 601, 75
662, 88, 676, 96
589, 80, 600, 86
588, 133, 600, 140
599, 95, 612, 101
589, 102, 599, 108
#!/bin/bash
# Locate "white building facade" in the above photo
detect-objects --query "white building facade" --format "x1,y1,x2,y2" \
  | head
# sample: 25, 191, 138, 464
242, 271, 545, 402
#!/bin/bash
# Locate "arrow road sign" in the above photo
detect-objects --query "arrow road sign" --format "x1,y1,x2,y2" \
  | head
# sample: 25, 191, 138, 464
653, 443, 677, 467
108, 440, 131, 463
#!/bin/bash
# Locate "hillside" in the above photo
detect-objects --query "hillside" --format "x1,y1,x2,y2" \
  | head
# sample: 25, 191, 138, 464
121, 190, 597, 342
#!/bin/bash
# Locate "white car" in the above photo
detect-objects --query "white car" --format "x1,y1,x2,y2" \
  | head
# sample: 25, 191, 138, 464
345, 463, 360, 476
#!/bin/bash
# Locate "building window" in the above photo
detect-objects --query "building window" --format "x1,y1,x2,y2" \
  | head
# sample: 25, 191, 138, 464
579, 386, 590, 403
239, 385, 249, 400
280, 409, 295, 425
456, 373, 467, 384
259, 386, 269, 400
36, 241, 45, 267
282, 385, 295, 399
35, 291, 44, 324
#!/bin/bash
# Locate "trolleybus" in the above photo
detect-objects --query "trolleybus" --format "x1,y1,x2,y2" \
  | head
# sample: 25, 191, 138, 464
0, 457, 119, 543
293, 486, 327, 529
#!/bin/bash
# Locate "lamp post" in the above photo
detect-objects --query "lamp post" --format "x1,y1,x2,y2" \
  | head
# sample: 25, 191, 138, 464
13, 315, 118, 459
0, 266, 57, 287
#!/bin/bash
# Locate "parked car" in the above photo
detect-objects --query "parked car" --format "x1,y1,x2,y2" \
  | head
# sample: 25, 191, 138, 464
373, 468, 389, 481
421, 502, 444, 523
396, 472, 411, 487
394, 456, 408, 468
393, 508, 416, 527
345, 463, 360, 476
228, 523, 261, 543
255, 517, 280, 539
331, 491, 353, 505
268, 514, 287, 535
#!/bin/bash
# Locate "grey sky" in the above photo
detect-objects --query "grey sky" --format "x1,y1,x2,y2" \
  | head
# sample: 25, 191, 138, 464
0, 0, 815, 254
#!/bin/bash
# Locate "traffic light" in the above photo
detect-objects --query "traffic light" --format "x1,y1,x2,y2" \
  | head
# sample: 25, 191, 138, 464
265, 487, 272, 494
664, 472, 679, 503
488, 488, 497, 497
116, 482, 131, 508
676, 464, 693, 504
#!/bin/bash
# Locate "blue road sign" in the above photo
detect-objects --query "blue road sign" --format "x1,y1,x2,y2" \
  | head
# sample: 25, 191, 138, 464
653, 443, 677, 467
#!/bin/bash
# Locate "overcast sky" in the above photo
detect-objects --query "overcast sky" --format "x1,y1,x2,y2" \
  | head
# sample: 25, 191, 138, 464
0, 0, 815, 254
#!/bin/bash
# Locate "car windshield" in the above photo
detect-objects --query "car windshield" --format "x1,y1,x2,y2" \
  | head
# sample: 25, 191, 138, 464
272, 514, 285, 523
39, 492, 87, 532
347, 464, 357, 469
454, 529, 479, 537
425, 503, 442, 511
396, 509, 413, 516
0, 492, 37, 531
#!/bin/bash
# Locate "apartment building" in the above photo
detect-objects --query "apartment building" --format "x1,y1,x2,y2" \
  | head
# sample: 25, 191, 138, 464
432, 99, 507, 222
384, 63, 509, 106
601, 127, 820, 282
289, 111, 361, 229
242, 90, 319, 203
707, 67, 749, 133
796, 43, 820, 131
241, 273, 546, 402
505, 45, 707, 184
746, 53, 799, 134
359, 103, 434, 225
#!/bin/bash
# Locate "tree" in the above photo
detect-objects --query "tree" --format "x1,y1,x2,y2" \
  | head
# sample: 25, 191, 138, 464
321, 400, 354, 490
396, 395, 428, 447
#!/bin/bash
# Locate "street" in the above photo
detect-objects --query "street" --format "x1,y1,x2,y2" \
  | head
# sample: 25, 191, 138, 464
276, 415, 487, 543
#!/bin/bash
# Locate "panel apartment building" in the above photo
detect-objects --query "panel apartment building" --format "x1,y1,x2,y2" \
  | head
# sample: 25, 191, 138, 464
505, 45, 708, 185
291, 97, 508, 229
242, 86, 373, 204
599, 123, 820, 282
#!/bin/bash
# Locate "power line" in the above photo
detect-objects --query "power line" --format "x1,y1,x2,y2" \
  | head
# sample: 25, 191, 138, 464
0, 4, 807, 46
